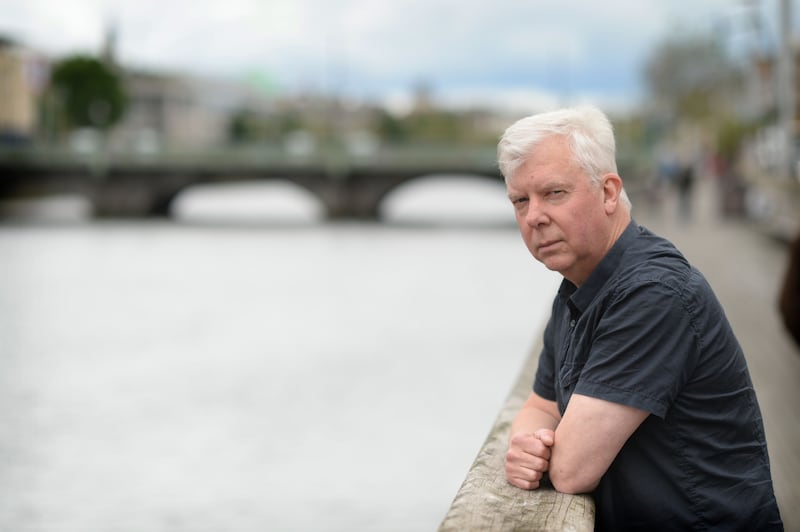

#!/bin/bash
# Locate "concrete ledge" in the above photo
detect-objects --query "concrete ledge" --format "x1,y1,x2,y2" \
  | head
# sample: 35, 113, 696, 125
439, 339, 595, 532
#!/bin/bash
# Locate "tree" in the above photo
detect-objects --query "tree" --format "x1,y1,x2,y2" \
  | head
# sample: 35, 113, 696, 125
50, 55, 126, 130
643, 34, 745, 124
376, 109, 409, 144
640, 31, 763, 171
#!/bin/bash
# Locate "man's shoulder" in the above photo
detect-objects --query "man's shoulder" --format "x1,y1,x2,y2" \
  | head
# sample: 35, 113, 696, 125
611, 228, 720, 318
615, 227, 689, 285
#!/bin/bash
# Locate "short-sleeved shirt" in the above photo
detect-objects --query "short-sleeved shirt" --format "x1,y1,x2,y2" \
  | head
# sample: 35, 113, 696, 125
534, 221, 783, 531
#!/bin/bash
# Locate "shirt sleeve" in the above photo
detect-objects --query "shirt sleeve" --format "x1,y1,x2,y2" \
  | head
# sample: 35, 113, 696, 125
574, 280, 699, 418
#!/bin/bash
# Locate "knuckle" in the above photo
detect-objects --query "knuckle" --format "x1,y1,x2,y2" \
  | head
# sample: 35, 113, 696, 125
506, 448, 520, 463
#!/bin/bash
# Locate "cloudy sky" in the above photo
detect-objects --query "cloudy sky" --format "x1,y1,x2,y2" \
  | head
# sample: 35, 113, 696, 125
0, 0, 794, 113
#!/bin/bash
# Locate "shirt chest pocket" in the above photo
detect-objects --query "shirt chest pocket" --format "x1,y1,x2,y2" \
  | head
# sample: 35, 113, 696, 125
554, 315, 587, 408
557, 321, 585, 389
559, 361, 584, 389
556, 361, 585, 412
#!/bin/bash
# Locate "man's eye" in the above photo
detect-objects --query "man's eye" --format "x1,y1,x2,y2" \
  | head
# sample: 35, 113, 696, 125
547, 190, 564, 197
512, 197, 528, 206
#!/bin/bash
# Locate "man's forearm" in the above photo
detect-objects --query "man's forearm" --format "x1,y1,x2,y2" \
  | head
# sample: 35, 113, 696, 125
505, 394, 561, 490
510, 392, 561, 440
510, 404, 559, 440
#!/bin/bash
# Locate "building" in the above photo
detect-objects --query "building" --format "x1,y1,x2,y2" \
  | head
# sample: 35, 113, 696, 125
112, 69, 273, 153
0, 37, 49, 143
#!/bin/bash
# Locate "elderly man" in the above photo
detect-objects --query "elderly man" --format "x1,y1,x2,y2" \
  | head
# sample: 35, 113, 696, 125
500, 105, 783, 531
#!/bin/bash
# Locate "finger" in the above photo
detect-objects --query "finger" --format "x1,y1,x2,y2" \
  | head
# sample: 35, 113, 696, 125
509, 432, 537, 448
525, 457, 549, 473
506, 459, 543, 480
519, 440, 552, 462
506, 448, 550, 473
510, 434, 552, 459
508, 478, 540, 490
507, 446, 551, 468
506, 472, 541, 491
506, 465, 545, 484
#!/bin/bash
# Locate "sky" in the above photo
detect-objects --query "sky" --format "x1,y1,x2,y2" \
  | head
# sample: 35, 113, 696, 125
0, 0, 795, 114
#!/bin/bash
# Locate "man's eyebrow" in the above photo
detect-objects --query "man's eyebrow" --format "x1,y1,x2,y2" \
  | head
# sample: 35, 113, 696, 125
540, 179, 568, 188
535, 179, 572, 192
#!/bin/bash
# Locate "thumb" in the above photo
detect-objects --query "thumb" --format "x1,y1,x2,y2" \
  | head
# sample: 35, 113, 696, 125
534, 428, 555, 446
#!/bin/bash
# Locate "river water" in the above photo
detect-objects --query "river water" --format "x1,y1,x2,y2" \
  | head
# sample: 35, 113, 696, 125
0, 178, 561, 532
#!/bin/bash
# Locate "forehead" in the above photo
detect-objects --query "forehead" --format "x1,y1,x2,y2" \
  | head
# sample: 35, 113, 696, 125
508, 136, 581, 187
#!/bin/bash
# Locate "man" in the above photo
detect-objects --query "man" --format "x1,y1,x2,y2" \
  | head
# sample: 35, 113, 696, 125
499, 105, 783, 531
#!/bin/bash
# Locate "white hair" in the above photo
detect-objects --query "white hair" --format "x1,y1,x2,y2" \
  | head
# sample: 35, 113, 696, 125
497, 105, 631, 210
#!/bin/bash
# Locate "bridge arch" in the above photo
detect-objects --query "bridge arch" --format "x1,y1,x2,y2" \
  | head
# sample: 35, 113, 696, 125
375, 173, 512, 225
168, 179, 326, 224
90, 172, 331, 221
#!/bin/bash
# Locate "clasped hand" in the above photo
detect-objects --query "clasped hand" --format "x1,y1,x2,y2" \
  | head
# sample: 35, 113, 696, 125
505, 429, 555, 490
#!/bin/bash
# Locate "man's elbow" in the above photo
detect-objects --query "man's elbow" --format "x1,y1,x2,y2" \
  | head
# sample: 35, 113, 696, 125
548, 467, 599, 494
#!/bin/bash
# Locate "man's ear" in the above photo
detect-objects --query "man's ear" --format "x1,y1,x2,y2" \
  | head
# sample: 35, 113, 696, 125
602, 173, 624, 214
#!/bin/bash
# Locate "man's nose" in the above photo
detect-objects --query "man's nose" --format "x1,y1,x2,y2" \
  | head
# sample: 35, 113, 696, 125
525, 199, 548, 227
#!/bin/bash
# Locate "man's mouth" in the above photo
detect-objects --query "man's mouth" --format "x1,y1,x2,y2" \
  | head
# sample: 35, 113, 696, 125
538, 240, 560, 252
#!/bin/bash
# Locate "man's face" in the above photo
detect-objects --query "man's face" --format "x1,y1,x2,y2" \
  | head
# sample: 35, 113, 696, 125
506, 135, 613, 286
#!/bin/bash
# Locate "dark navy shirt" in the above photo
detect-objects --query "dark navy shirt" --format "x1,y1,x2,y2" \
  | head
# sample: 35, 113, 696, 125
534, 221, 783, 531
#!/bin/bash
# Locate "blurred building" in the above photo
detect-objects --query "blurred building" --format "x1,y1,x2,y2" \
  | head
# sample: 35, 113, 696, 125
112, 69, 273, 153
0, 37, 49, 144
740, 37, 800, 241
740, 37, 800, 168
744, 48, 800, 123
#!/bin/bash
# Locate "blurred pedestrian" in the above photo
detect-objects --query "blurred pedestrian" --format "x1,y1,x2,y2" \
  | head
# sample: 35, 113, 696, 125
779, 231, 800, 348
675, 163, 695, 221
499, 105, 783, 531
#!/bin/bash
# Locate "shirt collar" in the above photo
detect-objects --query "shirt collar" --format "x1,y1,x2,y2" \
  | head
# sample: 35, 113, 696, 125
558, 220, 639, 317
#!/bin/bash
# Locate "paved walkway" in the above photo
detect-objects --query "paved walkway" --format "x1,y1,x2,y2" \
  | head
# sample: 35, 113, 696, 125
634, 177, 800, 530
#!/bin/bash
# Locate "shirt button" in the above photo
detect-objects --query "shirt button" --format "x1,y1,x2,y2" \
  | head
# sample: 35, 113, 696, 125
569, 319, 576, 328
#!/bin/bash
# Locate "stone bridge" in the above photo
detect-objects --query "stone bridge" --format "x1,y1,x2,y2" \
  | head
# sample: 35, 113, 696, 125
0, 146, 504, 220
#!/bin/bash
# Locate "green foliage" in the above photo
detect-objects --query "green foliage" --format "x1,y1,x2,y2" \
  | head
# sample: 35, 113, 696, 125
226, 103, 497, 147
404, 110, 461, 141
374, 109, 497, 146
716, 118, 757, 161
50, 55, 126, 130
376, 109, 408, 143
226, 108, 305, 143
228, 111, 251, 142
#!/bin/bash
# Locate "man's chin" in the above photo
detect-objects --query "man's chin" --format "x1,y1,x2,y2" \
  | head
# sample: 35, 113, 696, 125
538, 256, 567, 275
